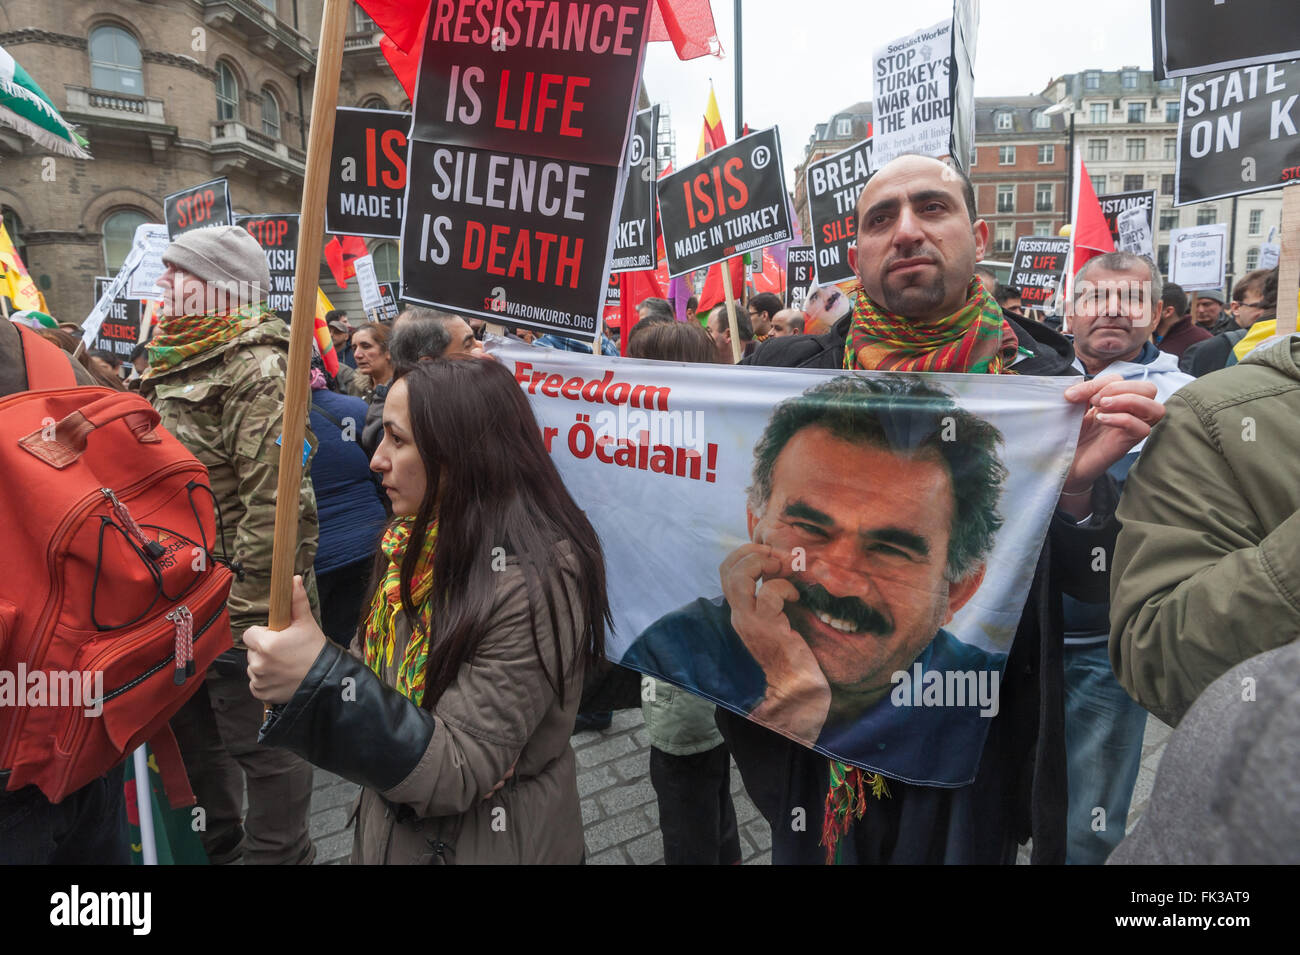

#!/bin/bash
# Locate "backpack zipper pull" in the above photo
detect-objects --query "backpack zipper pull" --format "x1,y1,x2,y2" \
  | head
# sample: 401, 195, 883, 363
167, 606, 194, 684
102, 488, 166, 560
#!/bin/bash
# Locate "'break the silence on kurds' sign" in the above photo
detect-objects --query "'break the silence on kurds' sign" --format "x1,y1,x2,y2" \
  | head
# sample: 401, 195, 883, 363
805, 137, 873, 285
401, 0, 651, 339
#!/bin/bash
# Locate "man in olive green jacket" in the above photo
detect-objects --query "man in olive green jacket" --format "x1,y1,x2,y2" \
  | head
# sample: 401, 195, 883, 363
1110, 336, 1300, 727
141, 224, 319, 865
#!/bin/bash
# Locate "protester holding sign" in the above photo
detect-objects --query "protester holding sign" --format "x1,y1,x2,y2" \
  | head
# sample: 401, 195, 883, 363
140, 224, 319, 866
731, 153, 1164, 864
246, 357, 612, 864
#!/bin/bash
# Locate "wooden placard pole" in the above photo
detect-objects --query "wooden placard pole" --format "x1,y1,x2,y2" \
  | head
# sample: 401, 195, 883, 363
720, 262, 742, 362
267, 0, 349, 632
1276, 185, 1300, 338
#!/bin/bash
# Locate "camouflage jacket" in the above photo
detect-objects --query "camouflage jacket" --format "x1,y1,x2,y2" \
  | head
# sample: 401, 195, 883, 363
141, 317, 320, 646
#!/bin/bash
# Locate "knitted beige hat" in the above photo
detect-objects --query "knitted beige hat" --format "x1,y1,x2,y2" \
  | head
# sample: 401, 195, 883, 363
162, 225, 271, 304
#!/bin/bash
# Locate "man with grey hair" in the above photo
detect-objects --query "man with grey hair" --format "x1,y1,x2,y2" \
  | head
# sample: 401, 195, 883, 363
1060, 249, 1193, 863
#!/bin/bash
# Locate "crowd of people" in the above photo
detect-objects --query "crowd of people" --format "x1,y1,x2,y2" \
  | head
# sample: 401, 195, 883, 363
2, 150, 1296, 866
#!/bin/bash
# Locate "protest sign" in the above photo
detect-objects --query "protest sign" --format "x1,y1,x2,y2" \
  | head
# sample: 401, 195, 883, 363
611, 105, 659, 273
872, 3, 977, 171
90, 277, 141, 359
805, 138, 873, 284
1259, 240, 1281, 270
125, 223, 170, 299
786, 245, 815, 311
1008, 236, 1071, 309
81, 238, 148, 350
603, 272, 621, 319
1151, 0, 1300, 80
401, 0, 652, 337
657, 126, 793, 277
236, 213, 299, 320
1175, 61, 1300, 205
1169, 223, 1228, 291
377, 281, 400, 321
491, 338, 1081, 785
164, 178, 233, 239
326, 107, 410, 239
1098, 189, 1157, 259
352, 253, 384, 317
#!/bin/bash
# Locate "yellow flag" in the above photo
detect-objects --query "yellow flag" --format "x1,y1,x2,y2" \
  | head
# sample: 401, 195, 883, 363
696, 85, 726, 159
0, 223, 42, 311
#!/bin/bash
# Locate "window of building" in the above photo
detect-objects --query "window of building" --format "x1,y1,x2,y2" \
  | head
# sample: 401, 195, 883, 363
836, 117, 852, 137
994, 223, 1014, 253
998, 145, 1015, 165
102, 209, 149, 273
359, 95, 389, 110
261, 89, 280, 140
1160, 173, 1175, 195
1087, 138, 1108, 161
1127, 102, 1146, 123
996, 111, 1013, 131
997, 185, 1015, 213
1245, 247, 1260, 270
216, 62, 239, 122
1164, 137, 1176, 160
1197, 205, 1217, 225
1091, 174, 1108, 196
1123, 174, 1144, 191
1247, 209, 1263, 235
371, 241, 399, 284
1126, 137, 1146, 161
970, 146, 977, 167
1035, 183, 1054, 212
1089, 102, 1108, 123
1034, 220, 1053, 237
1158, 244, 1169, 274
259, 0, 277, 12
1038, 144, 1054, 164
1122, 70, 1138, 89
1159, 209, 1179, 231
1165, 101, 1180, 123
353, 8, 377, 31
1085, 71, 1101, 90
1032, 110, 1051, 130
89, 25, 142, 94
1158, 77, 1179, 90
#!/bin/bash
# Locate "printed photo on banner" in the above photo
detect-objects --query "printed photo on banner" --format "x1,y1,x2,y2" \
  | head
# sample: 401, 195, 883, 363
805, 138, 873, 285
236, 213, 299, 320
657, 126, 793, 277
1008, 236, 1070, 310
1151, 0, 1300, 80
611, 105, 660, 273
490, 339, 1082, 787
1175, 59, 1300, 205
399, 0, 652, 337
163, 177, 233, 239
1097, 189, 1157, 259
326, 106, 410, 239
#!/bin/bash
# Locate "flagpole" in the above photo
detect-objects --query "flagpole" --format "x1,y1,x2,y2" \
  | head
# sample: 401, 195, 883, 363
721, 264, 742, 362
733, 0, 743, 139
267, 0, 349, 635
1277, 185, 1299, 338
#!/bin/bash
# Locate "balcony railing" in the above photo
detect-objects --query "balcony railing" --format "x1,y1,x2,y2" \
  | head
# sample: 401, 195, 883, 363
211, 120, 304, 170
65, 86, 167, 125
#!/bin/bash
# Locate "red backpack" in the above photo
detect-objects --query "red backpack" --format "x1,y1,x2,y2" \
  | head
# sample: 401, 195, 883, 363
0, 325, 233, 805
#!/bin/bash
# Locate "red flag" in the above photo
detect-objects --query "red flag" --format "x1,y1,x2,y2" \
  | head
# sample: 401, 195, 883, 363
324, 235, 369, 290
648, 0, 723, 59
1071, 156, 1116, 278
698, 256, 744, 311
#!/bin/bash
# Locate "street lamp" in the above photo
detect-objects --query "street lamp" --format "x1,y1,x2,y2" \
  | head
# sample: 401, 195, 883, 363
1043, 99, 1075, 225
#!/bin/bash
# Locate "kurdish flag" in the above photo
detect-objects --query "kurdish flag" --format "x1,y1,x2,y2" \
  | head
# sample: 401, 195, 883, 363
314, 287, 340, 376
0, 44, 91, 159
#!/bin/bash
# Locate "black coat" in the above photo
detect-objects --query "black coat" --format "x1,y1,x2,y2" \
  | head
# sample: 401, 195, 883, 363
1179, 327, 1248, 377
721, 308, 1116, 864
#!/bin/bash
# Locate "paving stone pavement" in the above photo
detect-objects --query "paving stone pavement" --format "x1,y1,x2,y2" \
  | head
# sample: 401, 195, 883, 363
307, 709, 1170, 865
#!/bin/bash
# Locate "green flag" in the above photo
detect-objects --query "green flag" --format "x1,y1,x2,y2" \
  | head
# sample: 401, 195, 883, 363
0, 44, 91, 159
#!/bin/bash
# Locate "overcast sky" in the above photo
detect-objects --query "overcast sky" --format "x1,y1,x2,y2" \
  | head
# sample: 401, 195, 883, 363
641, 0, 1156, 183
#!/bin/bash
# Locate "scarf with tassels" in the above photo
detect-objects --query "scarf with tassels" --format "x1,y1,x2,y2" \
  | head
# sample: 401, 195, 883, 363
843, 278, 1020, 375
362, 518, 438, 706
821, 277, 1019, 865
146, 303, 272, 374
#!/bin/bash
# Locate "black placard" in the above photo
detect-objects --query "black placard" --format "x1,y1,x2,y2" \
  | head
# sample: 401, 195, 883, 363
805, 138, 873, 285
611, 105, 659, 273
163, 178, 233, 239
1151, 0, 1300, 80
657, 127, 793, 277
1175, 61, 1300, 205
786, 245, 815, 311
326, 107, 410, 239
236, 213, 300, 321
1097, 189, 1157, 259
1008, 236, 1071, 309
91, 277, 141, 358
377, 281, 400, 321
411, 0, 650, 166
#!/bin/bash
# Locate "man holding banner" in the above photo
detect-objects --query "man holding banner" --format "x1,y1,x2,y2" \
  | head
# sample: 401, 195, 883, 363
725, 153, 1166, 864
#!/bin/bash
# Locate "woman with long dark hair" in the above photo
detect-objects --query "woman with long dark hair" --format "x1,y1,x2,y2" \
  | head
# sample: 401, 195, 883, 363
245, 356, 610, 864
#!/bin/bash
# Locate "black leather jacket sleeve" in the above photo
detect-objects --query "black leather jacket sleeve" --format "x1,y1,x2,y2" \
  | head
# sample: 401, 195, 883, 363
1049, 473, 1121, 604
258, 640, 435, 792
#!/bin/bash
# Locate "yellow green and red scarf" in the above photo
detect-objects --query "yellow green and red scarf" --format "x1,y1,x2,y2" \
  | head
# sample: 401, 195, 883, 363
146, 303, 272, 374
362, 518, 438, 706
822, 277, 1018, 864
843, 278, 1020, 375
